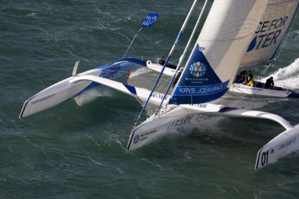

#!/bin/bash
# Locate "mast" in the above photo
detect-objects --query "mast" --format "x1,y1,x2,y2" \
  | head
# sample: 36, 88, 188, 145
158, 0, 209, 110
134, 0, 199, 125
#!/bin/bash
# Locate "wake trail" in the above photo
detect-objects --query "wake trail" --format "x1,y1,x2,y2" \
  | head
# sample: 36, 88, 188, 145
74, 87, 113, 106
261, 58, 299, 90
129, 67, 150, 78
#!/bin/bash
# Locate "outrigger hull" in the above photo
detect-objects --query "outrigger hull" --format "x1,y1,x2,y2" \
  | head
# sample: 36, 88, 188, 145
19, 58, 146, 118
256, 124, 299, 169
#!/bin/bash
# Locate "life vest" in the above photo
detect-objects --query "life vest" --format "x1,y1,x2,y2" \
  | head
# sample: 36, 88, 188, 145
247, 75, 254, 87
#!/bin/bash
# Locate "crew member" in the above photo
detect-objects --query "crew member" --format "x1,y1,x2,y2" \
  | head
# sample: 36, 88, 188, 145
235, 71, 246, 83
265, 77, 274, 89
244, 71, 254, 87
159, 56, 177, 69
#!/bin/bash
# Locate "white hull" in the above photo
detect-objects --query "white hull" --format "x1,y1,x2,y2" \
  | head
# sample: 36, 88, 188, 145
127, 106, 201, 150
146, 61, 176, 76
127, 103, 299, 169
229, 83, 292, 98
20, 58, 145, 118
20, 70, 100, 118
255, 124, 299, 169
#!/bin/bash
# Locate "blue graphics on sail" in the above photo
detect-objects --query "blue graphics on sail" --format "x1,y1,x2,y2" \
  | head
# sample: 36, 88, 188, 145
169, 45, 229, 105
140, 13, 159, 29
247, 36, 257, 52
241, 0, 299, 69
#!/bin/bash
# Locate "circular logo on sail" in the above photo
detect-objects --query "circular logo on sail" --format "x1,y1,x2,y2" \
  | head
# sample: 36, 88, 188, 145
189, 62, 206, 77
134, 135, 139, 144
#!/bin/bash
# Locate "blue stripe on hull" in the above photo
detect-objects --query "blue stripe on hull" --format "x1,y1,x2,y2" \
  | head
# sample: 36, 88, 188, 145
64, 58, 146, 102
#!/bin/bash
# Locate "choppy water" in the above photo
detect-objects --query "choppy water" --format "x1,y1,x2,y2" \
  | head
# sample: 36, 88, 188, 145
1, 0, 299, 198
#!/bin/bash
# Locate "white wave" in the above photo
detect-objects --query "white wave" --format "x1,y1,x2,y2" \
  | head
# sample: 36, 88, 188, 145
26, 13, 37, 17
129, 67, 150, 78
261, 58, 299, 90
273, 75, 299, 90
74, 87, 113, 106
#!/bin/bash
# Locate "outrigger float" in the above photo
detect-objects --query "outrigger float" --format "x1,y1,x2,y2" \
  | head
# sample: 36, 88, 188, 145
20, 0, 299, 169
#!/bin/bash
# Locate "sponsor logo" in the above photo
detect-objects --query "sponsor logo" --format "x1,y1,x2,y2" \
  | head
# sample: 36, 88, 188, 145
198, 46, 206, 51
279, 137, 296, 150
31, 94, 55, 105
134, 135, 139, 144
133, 130, 157, 143
249, 16, 289, 51
152, 92, 168, 100
142, 16, 158, 27
189, 62, 207, 77
167, 115, 194, 131
192, 104, 207, 108
177, 81, 229, 95
140, 129, 157, 138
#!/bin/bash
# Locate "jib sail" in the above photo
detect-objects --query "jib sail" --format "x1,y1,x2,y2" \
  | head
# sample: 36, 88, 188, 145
169, 0, 268, 104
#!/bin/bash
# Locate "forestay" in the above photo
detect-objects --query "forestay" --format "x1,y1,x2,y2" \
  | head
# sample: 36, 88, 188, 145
169, 0, 268, 105
240, 0, 299, 70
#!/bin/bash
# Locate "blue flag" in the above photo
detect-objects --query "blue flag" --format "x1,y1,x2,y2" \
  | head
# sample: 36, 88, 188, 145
140, 13, 159, 29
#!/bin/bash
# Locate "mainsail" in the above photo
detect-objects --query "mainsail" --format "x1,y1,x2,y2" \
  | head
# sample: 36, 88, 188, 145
240, 0, 299, 70
169, 0, 269, 104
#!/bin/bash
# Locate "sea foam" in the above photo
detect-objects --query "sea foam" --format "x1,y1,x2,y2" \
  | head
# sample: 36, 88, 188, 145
261, 58, 299, 90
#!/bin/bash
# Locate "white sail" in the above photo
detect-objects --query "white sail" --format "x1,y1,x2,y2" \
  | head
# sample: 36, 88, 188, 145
240, 0, 299, 70
169, 0, 268, 104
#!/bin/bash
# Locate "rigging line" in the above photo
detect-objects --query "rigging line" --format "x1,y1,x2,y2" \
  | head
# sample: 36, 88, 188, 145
156, 75, 171, 92
182, 80, 194, 105
159, 0, 209, 109
123, 28, 143, 58
134, 0, 200, 126
156, 46, 184, 93
149, 73, 170, 83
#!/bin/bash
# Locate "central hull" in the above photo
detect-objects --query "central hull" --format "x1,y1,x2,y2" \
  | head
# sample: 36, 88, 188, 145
228, 83, 294, 98
127, 106, 201, 151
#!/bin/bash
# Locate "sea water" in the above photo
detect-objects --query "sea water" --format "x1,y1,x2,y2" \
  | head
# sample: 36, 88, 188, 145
1, 0, 299, 198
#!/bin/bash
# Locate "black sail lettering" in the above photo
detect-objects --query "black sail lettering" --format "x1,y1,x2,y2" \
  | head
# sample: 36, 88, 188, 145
282, 16, 288, 27
255, 34, 267, 49
270, 30, 281, 45
260, 21, 269, 32
262, 32, 274, 48
255, 22, 262, 34
269, 19, 276, 31
274, 18, 283, 29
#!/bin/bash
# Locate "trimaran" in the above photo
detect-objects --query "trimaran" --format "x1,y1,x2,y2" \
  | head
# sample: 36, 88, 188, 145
20, 0, 299, 170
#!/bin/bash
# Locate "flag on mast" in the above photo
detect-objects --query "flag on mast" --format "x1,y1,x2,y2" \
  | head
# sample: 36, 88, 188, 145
140, 13, 159, 29
123, 13, 159, 58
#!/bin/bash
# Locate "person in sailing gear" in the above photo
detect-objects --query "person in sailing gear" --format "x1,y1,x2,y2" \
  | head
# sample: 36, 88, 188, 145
235, 70, 246, 83
159, 56, 177, 69
244, 71, 254, 87
265, 77, 274, 89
